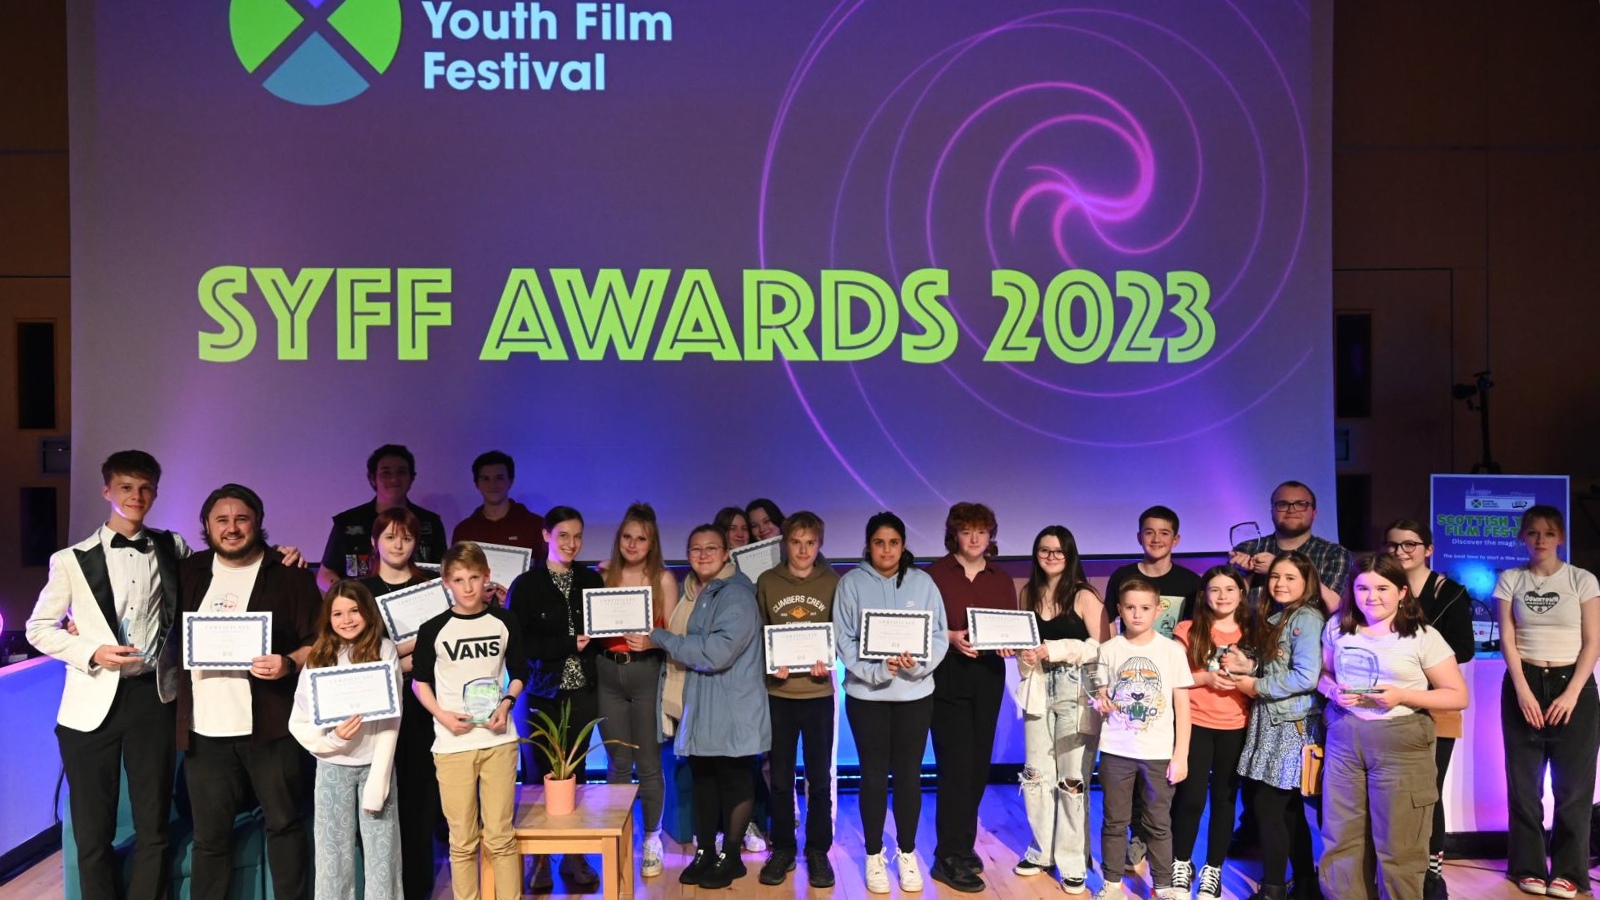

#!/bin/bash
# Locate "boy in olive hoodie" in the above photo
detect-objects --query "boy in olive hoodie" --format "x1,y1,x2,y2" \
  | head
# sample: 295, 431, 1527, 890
755, 511, 841, 889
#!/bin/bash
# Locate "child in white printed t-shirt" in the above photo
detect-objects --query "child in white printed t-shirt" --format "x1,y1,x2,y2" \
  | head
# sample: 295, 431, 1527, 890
1090, 578, 1193, 900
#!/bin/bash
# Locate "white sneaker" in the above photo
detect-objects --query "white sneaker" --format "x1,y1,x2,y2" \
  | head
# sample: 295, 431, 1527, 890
865, 852, 891, 894
896, 851, 924, 892
1154, 889, 1189, 900
1092, 883, 1128, 900
1197, 864, 1223, 900
743, 822, 768, 853
641, 834, 663, 877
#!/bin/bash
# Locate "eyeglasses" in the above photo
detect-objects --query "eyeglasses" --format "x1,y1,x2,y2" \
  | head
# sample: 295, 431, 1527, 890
1383, 541, 1427, 554
1272, 500, 1313, 512
1036, 548, 1066, 560
687, 545, 725, 557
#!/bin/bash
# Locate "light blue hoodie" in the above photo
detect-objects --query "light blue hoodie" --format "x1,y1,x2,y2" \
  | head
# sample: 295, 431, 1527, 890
834, 562, 949, 702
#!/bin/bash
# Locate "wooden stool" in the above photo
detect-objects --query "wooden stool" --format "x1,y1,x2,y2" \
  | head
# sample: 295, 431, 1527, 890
479, 783, 637, 900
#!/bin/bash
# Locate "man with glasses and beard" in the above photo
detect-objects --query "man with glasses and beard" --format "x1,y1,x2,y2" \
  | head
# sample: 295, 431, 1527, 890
1229, 481, 1351, 613
170, 484, 320, 900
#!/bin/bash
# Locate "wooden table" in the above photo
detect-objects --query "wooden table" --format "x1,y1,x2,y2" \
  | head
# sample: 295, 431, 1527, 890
479, 783, 637, 900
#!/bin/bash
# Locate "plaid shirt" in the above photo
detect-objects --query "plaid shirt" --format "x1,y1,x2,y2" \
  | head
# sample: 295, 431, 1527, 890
1232, 533, 1352, 602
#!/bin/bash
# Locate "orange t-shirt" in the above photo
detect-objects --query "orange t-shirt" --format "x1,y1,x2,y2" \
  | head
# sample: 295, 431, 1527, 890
1171, 620, 1250, 731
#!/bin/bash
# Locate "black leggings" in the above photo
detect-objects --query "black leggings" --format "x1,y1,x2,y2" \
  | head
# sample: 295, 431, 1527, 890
689, 755, 756, 852
1254, 782, 1315, 887
1172, 724, 1247, 867
1430, 736, 1454, 856
846, 694, 934, 855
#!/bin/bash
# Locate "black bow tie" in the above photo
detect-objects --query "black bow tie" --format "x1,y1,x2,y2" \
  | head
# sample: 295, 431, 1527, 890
111, 533, 151, 553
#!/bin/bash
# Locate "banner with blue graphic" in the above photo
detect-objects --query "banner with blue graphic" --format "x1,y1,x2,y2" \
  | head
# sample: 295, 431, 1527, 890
1430, 474, 1570, 651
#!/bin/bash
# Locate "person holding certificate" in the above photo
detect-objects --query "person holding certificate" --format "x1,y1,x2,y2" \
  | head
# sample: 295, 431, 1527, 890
746, 499, 786, 541
289, 581, 403, 900
925, 502, 1012, 892
597, 503, 680, 878
833, 512, 949, 895
360, 507, 444, 900
623, 523, 770, 891
755, 511, 841, 889
505, 506, 605, 890
1008, 525, 1110, 895
173, 484, 321, 900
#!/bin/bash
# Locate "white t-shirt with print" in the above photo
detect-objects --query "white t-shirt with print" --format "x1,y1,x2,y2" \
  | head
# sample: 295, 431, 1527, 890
1096, 633, 1193, 760
191, 557, 262, 737
1326, 621, 1454, 720
1495, 564, 1600, 663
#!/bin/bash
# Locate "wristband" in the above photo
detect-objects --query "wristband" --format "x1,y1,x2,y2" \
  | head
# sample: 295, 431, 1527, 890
499, 694, 517, 707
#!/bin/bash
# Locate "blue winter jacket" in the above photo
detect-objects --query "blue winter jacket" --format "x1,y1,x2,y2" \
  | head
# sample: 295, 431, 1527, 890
652, 572, 771, 757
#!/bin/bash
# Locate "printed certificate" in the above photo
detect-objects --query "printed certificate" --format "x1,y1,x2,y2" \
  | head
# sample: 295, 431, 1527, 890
183, 612, 272, 670
731, 536, 783, 582
377, 578, 450, 642
583, 586, 653, 637
308, 661, 401, 726
476, 542, 533, 585
763, 622, 835, 674
859, 609, 934, 661
966, 608, 1040, 651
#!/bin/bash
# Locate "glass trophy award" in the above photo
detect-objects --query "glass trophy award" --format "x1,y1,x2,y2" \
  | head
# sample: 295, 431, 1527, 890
461, 678, 502, 724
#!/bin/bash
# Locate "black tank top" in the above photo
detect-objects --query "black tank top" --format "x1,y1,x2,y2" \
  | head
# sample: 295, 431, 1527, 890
1037, 608, 1089, 642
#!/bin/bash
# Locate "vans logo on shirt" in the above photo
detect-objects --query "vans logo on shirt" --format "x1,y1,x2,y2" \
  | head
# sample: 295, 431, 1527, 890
444, 636, 502, 660
1524, 591, 1560, 615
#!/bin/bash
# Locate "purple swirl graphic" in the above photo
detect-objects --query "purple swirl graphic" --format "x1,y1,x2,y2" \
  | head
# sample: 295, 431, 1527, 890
757, 1, 1319, 518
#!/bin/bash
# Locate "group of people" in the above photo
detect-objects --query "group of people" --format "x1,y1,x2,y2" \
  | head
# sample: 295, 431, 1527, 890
26, 446, 1599, 900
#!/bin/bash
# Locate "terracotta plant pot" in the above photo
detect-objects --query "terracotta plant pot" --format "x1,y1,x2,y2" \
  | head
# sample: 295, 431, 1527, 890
544, 775, 578, 816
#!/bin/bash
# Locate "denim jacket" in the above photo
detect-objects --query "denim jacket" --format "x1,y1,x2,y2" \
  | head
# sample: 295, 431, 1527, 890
1252, 604, 1326, 725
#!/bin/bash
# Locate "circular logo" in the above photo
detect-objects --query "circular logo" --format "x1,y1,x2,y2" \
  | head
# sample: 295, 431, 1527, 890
230, 0, 401, 106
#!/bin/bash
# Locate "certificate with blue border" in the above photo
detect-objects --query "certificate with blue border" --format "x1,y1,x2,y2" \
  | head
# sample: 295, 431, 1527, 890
583, 586, 653, 637
476, 542, 533, 586
308, 661, 401, 727
859, 609, 934, 661
763, 622, 835, 674
183, 612, 271, 670
731, 536, 783, 582
377, 578, 449, 643
966, 608, 1040, 651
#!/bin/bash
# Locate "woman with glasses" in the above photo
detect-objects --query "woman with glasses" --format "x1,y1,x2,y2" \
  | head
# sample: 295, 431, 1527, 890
597, 503, 680, 878
1494, 506, 1599, 899
625, 524, 769, 890
1381, 518, 1475, 900
1008, 526, 1109, 895
834, 512, 950, 894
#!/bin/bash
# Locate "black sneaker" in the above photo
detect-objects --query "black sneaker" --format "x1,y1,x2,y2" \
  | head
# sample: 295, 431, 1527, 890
525, 855, 553, 893
963, 853, 984, 874
698, 852, 748, 890
806, 849, 836, 888
679, 849, 714, 885
930, 856, 986, 893
560, 854, 600, 888
1423, 870, 1449, 900
760, 849, 796, 885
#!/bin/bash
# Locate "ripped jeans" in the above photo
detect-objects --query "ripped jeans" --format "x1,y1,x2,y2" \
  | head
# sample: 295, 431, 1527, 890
1019, 666, 1099, 880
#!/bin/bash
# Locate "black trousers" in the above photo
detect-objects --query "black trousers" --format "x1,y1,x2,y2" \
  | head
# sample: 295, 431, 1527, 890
56, 676, 175, 900
1502, 664, 1599, 889
396, 681, 442, 900
768, 694, 835, 853
184, 733, 309, 900
1429, 735, 1454, 857
929, 653, 1005, 861
847, 694, 934, 855
688, 755, 757, 851
1254, 782, 1315, 888
1171, 724, 1247, 867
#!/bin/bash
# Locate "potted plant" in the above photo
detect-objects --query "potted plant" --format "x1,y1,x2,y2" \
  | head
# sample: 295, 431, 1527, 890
523, 699, 634, 815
